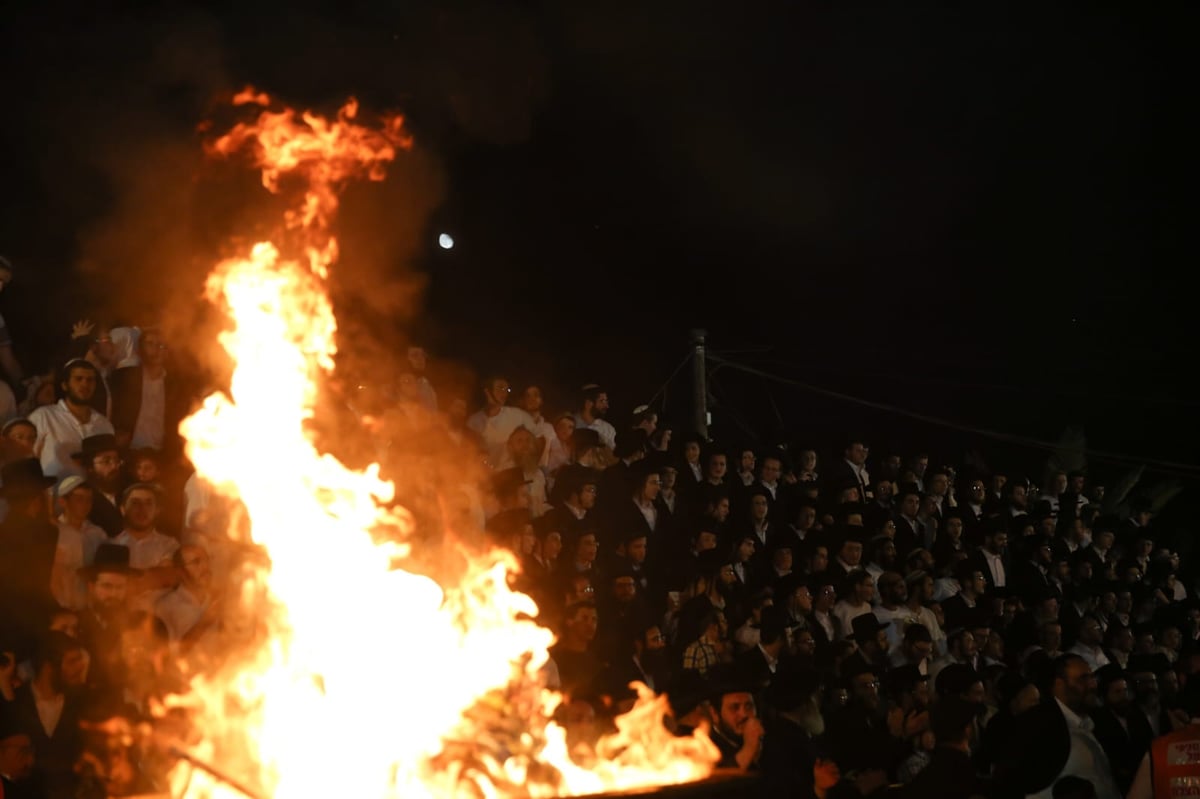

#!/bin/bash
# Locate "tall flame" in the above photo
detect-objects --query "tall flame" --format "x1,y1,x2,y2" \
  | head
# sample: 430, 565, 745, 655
169, 88, 717, 799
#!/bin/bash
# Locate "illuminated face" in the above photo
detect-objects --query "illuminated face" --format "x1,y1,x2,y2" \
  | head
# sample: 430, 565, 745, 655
4, 422, 36, 455
63, 366, 98, 404
750, 494, 769, 520
520, 386, 543, 414
121, 488, 159, 530
89, 450, 123, 481
61, 486, 95, 520
846, 443, 867, 466
640, 474, 662, 502
88, 572, 128, 613
761, 458, 782, 483
180, 546, 213, 589
707, 454, 727, 479
576, 534, 598, 565
59, 648, 88, 687
554, 416, 576, 442
612, 576, 637, 602
696, 531, 718, 552
140, 329, 168, 366
133, 457, 160, 483
542, 531, 563, 561
486, 379, 511, 406
715, 692, 756, 738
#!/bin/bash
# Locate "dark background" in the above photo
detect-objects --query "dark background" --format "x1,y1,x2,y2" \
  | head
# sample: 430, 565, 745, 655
1, 2, 1195, 492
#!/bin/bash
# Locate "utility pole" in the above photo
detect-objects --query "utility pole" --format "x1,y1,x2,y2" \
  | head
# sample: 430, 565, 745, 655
690, 329, 708, 439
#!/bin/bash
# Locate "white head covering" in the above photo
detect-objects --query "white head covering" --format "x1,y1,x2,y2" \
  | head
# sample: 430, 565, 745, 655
111, 326, 142, 368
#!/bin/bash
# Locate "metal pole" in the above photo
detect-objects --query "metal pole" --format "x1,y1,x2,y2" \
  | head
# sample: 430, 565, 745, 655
690, 329, 708, 439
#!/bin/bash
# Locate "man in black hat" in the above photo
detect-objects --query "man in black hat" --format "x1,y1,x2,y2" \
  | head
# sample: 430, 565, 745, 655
489, 466, 532, 518
1091, 663, 1153, 794
544, 465, 598, 538
74, 433, 124, 537
760, 666, 831, 796
0, 459, 59, 650
825, 659, 897, 778
842, 613, 891, 678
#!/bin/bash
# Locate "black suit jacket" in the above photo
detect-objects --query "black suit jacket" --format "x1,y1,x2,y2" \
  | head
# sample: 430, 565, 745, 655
1091, 705, 1153, 794
109, 365, 192, 459
86, 483, 124, 538
12, 684, 84, 794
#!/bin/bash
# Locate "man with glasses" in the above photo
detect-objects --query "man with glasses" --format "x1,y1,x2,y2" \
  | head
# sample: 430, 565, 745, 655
27, 359, 114, 479
75, 434, 125, 537
111, 326, 187, 459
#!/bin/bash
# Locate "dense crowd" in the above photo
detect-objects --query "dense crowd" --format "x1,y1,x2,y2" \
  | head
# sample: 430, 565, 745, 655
0, 255, 1195, 799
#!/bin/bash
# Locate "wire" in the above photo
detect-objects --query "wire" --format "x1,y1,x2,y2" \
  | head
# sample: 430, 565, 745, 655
708, 355, 1200, 479
644, 351, 693, 408
737, 353, 1200, 408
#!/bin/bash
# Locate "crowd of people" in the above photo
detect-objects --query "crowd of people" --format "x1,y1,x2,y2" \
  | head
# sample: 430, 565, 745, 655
0, 253, 1196, 798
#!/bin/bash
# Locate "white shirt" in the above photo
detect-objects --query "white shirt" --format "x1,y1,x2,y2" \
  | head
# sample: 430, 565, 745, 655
155, 584, 210, 642
845, 459, 870, 495
1067, 642, 1111, 672
130, 372, 166, 450
33, 688, 65, 737
833, 600, 873, 639
635, 499, 658, 532
574, 415, 616, 451
29, 400, 115, 478
113, 529, 179, 569
1026, 700, 1121, 799
982, 549, 1006, 588
52, 515, 107, 611
467, 406, 535, 469
114, 529, 180, 611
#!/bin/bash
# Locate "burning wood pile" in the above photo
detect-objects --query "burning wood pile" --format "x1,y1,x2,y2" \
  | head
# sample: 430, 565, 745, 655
139, 88, 718, 799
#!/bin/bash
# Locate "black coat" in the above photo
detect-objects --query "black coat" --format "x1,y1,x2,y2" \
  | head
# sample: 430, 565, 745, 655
1091, 705, 1154, 794
891, 746, 992, 799
109, 365, 192, 459
11, 684, 84, 799
0, 511, 58, 650
85, 483, 124, 538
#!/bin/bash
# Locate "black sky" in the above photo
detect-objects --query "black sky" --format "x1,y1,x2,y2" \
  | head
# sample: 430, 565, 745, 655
0, 1, 1194, 472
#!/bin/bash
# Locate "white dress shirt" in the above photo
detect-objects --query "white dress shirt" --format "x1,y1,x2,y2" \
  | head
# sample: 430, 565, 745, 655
29, 400, 115, 478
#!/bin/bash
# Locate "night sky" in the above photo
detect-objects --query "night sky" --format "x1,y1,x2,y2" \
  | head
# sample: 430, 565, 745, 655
1, 2, 1194, 481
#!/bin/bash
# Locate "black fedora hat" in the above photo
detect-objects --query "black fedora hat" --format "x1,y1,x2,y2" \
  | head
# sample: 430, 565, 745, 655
78, 543, 139, 579
71, 433, 120, 463
0, 458, 57, 497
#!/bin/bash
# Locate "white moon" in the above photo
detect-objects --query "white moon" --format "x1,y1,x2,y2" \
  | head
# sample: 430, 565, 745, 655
438, 233, 455, 250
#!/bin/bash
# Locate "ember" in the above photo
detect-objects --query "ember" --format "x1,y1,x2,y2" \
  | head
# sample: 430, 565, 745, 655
164, 88, 717, 799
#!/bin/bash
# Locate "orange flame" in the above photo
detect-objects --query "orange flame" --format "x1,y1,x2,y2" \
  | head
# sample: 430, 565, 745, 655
170, 88, 717, 799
